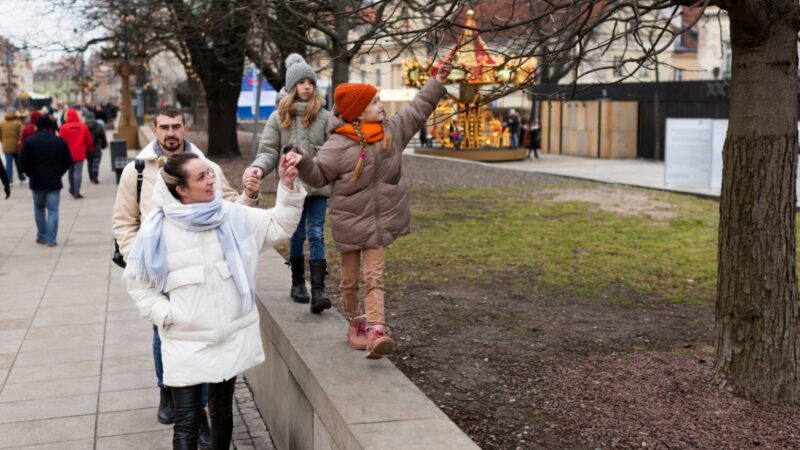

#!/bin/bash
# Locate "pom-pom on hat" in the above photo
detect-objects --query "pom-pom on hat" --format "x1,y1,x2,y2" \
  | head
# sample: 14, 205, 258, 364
284, 53, 317, 93
334, 83, 378, 123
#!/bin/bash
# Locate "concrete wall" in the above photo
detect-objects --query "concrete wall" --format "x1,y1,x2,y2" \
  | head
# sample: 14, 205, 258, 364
245, 251, 480, 450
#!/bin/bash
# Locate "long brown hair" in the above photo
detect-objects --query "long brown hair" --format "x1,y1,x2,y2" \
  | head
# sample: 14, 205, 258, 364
277, 85, 323, 129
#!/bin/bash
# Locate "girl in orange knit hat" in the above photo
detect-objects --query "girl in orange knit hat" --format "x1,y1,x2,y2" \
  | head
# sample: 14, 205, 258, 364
295, 60, 452, 359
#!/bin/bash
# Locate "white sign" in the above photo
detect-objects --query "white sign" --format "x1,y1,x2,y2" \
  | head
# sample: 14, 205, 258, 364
665, 119, 713, 186
710, 119, 728, 190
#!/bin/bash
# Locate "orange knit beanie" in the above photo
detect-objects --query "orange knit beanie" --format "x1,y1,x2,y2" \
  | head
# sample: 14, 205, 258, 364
334, 83, 378, 123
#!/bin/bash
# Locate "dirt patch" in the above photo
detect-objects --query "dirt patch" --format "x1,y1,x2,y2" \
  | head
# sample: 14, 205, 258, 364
543, 186, 678, 221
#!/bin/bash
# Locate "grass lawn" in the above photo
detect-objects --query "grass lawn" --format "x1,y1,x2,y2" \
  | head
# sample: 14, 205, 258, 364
389, 184, 721, 305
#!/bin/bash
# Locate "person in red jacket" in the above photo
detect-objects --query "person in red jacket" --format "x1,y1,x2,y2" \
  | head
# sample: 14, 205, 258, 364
59, 108, 93, 199
18, 111, 42, 151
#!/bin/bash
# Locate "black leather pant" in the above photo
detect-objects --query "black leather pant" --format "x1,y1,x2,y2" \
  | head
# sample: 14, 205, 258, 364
172, 377, 236, 450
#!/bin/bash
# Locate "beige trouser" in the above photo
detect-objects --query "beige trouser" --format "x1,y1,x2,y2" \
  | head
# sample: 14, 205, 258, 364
339, 247, 385, 325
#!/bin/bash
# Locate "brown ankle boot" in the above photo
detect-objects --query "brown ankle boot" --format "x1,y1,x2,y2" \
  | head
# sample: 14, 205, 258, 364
365, 325, 395, 359
347, 315, 368, 351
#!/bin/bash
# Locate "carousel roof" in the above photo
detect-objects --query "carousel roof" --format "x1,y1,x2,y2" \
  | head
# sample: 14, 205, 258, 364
430, 9, 534, 85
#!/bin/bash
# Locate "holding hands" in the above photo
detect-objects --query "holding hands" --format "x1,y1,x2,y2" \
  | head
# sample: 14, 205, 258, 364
242, 169, 263, 199
279, 151, 303, 190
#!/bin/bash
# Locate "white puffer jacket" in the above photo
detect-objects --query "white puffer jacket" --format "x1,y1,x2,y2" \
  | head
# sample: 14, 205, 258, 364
126, 178, 306, 387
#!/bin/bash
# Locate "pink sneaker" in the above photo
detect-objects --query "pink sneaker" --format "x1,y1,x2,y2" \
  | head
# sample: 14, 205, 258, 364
365, 325, 395, 359
347, 315, 368, 351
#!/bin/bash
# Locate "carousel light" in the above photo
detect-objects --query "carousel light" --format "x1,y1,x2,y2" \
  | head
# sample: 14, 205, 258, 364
447, 66, 468, 81
496, 68, 512, 82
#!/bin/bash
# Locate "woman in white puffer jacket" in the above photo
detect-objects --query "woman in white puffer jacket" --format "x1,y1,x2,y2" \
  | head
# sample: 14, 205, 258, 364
125, 152, 306, 449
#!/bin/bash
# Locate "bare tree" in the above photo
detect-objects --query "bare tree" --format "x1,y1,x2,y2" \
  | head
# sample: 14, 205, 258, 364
383, 0, 800, 403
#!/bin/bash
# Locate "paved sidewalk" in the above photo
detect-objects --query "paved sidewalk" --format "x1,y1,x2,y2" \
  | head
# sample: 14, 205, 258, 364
405, 149, 720, 198
0, 156, 272, 449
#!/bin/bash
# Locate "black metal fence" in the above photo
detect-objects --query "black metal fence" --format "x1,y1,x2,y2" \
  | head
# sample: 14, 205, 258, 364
531, 80, 733, 160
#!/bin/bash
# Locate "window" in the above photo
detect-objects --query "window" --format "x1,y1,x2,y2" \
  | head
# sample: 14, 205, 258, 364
613, 56, 624, 77
674, 69, 684, 81
361, 70, 366, 83
391, 63, 403, 88
376, 69, 381, 87
638, 65, 649, 78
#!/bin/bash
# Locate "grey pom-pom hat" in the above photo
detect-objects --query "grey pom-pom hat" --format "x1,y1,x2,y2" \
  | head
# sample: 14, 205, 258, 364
284, 53, 317, 93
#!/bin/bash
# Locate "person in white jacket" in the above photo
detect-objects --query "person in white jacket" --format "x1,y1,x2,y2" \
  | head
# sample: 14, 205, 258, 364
125, 151, 306, 449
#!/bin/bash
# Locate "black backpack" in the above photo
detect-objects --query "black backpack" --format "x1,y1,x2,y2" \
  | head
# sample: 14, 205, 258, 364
111, 159, 145, 268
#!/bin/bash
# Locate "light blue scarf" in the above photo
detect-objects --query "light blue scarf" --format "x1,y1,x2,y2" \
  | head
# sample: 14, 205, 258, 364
125, 177, 256, 314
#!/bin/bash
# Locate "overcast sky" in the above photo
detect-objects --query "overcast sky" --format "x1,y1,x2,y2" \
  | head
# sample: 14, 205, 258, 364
0, 0, 91, 67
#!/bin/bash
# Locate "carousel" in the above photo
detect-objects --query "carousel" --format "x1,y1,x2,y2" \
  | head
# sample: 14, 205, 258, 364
403, 9, 536, 162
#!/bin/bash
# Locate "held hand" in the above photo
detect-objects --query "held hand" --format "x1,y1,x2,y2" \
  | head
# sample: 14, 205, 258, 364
278, 155, 298, 190
283, 152, 303, 167
242, 167, 263, 187
436, 61, 453, 82
243, 171, 262, 198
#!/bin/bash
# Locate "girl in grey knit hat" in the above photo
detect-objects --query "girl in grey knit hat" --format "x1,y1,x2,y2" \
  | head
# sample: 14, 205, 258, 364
245, 53, 333, 314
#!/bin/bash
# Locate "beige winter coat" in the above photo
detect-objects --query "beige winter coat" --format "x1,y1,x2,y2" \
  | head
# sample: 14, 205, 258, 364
296, 79, 447, 253
112, 140, 258, 259
0, 112, 22, 154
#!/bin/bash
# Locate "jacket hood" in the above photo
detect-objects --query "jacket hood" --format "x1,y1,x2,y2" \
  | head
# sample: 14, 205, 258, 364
326, 105, 347, 134
151, 169, 182, 210
65, 109, 80, 123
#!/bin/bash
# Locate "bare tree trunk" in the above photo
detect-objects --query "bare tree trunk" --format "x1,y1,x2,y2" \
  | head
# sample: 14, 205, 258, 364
188, 78, 207, 131
330, 2, 351, 92
714, 5, 800, 403
204, 73, 241, 158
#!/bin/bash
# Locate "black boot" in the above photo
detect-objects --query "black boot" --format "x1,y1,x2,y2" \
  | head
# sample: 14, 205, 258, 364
309, 259, 332, 314
157, 387, 174, 424
198, 407, 211, 450
289, 256, 310, 303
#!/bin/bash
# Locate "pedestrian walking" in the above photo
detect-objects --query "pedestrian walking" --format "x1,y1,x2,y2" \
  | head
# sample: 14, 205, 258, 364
0, 156, 10, 199
19, 116, 73, 247
243, 53, 333, 314
59, 108, 93, 199
506, 109, 520, 149
112, 106, 262, 448
294, 59, 453, 359
528, 120, 541, 159
84, 111, 108, 184
1, 109, 25, 184
125, 152, 305, 450
18, 111, 42, 150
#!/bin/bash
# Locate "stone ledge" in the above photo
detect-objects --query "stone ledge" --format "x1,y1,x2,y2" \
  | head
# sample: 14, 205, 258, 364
246, 250, 479, 450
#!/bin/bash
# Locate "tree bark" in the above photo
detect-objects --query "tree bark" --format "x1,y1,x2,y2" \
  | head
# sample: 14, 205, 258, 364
715, 2, 800, 402
330, 2, 351, 92
203, 69, 242, 158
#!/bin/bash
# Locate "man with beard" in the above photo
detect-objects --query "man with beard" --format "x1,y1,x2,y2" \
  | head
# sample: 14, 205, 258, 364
112, 107, 263, 449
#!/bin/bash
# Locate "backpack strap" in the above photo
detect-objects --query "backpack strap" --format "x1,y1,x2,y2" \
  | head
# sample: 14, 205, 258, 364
135, 159, 145, 204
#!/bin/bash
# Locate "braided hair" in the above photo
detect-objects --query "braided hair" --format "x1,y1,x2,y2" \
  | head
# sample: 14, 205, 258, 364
351, 121, 391, 182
